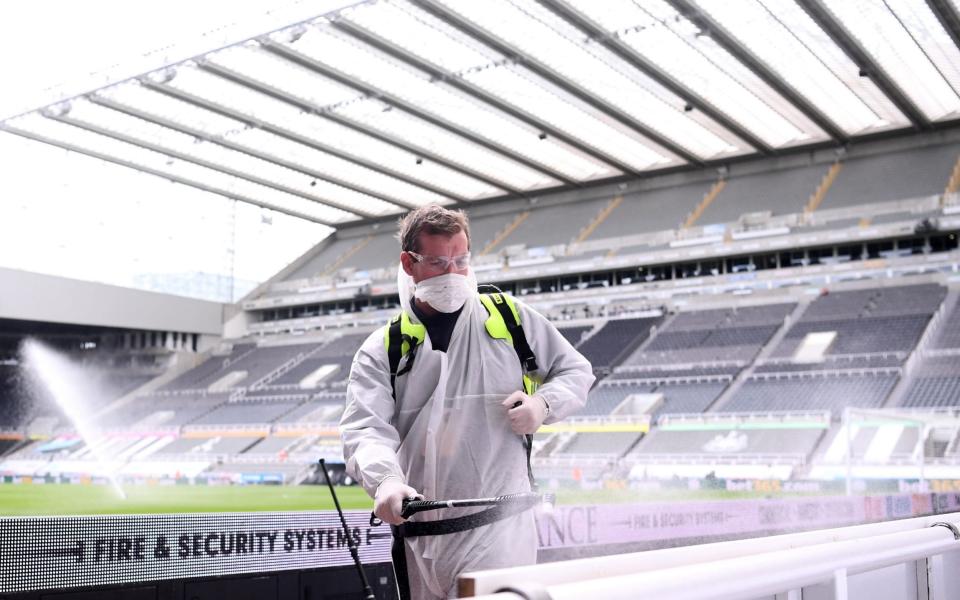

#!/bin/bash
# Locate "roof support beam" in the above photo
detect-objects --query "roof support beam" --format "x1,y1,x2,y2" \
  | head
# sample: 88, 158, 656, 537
926, 0, 960, 57
666, 0, 849, 144
538, 0, 773, 155
342, 7, 701, 166
261, 40, 580, 185
0, 124, 335, 226
140, 79, 471, 204
45, 112, 370, 219
89, 94, 424, 209
796, 0, 930, 129
195, 61, 515, 196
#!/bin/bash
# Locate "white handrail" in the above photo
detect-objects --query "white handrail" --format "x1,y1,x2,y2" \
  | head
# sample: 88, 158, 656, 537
464, 512, 960, 600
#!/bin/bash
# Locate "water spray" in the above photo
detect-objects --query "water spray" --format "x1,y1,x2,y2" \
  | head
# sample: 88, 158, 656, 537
20, 339, 127, 500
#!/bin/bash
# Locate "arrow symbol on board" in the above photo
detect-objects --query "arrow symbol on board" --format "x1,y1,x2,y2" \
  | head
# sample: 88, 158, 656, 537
47, 541, 84, 562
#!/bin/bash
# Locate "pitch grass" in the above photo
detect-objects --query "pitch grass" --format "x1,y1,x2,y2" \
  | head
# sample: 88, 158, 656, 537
0, 484, 825, 517
0, 484, 374, 517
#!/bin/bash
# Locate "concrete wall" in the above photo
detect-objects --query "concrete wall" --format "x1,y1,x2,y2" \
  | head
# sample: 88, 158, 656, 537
0, 266, 224, 334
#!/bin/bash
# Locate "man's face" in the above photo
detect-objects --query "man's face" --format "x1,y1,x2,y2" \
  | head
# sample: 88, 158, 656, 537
400, 230, 470, 284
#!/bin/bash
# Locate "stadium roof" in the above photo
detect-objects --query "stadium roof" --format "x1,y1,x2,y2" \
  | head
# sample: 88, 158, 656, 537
3, 0, 960, 227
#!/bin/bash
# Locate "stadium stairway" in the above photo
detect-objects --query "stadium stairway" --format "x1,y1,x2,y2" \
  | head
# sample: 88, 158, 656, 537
804, 161, 843, 216
481, 210, 530, 255
572, 195, 624, 246
706, 301, 810, 413
882, 287, 956, 407
632, 312, 677, 357
249, 342, 326, 390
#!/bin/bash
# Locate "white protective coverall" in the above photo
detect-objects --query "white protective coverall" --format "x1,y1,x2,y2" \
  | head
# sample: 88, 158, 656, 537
341, 293, 594, 599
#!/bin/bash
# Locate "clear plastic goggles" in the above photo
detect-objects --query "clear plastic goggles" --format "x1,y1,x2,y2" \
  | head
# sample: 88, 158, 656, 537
408, 251, 471, 272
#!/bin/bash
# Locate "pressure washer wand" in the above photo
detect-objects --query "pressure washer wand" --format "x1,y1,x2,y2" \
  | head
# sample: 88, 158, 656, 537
400, 492, 548, 519
319, 458, 376, 600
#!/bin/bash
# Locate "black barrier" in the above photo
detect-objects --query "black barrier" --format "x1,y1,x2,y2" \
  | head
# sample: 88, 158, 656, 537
0, 511, 392, 594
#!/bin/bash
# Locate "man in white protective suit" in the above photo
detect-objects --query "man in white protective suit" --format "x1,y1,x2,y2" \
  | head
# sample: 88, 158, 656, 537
340, 204, 594, 600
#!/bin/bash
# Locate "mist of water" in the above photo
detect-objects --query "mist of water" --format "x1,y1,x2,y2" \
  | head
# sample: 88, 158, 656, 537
20, 339, 126, 499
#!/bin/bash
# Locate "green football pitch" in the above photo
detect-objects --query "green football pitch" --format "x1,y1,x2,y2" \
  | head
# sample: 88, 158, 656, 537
0, 484, 373, 516
0, 484, 824, 516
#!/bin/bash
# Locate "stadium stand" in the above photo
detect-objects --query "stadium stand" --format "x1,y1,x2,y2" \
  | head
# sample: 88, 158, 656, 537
3, 145, 959, 488
627, 303, 793, 366
337, 232, 401, 272
821, 143, 960, 209
608, 365, 742, 380
932, 296, 960, 349
898, 356, 960, 408
557, 431, 644, 456
189, 402, 300, 425
556, 325, 593, 347
698, 163, 828, 224
721, 374, 899, 412
574, 316, 661, 372
768, 284, 945, 359
652, 382, 729, 417
500, 198, 611, 249
0, 364, 27, 428
590, 181, 713, 239
581, 383, 657, 417
283, 236, 360, 281
468, 211, 522, 252
160, 344, 255, 390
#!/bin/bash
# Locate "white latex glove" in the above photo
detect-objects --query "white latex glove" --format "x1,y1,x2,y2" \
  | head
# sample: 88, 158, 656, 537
502, 391, 550, 435
374, 478, 421, 525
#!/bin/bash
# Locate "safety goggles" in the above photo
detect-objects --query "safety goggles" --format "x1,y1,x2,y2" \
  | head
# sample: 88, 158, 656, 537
407, 251, 471, 272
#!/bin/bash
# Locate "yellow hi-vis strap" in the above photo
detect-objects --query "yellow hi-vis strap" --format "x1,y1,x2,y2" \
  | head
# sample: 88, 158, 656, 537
385, 311, 426, 400
383, 311, 426, 356
479, 293, 538, 396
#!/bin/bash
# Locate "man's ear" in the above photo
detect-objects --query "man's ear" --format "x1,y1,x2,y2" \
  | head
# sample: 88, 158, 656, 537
400, 251, 415, 276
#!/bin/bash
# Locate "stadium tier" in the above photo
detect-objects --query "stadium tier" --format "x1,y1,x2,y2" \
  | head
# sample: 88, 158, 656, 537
2, 134, 960, 488
4, 272, 960, 485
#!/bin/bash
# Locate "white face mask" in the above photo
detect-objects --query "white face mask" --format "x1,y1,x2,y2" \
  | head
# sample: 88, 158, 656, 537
412, 272, 477, 313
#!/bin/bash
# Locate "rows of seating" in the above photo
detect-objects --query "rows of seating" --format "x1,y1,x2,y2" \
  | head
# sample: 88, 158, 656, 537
4, 276, 959, 484
557, 431, 643, 456
573, 316, 661, 371
608, 365, 742, 380
626, 303, 794, 366
722, 375, 899, 413
769, 285, 945, 359
161, 344, 254, 390
933, 298, 960, 349
754, 354, 905, 373
901, 355, 960, 407
269, 141, 959, 286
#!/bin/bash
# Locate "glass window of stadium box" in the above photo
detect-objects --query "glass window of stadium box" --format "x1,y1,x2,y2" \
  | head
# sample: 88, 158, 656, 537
639, 265, 673, 282
837, 244, 864, 262
808, 247, 835, 265
700, 259, 723, 276
867, 240, 895, 259
898, 236, 928, 255
779, 250, 809, 268
929, 232, 959, 252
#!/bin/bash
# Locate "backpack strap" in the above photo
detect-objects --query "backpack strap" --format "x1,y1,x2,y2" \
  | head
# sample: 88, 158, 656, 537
478, 293, 541, 490
384, 312, 426, 400
478, 293, 540, 394
385, 296, 541, 489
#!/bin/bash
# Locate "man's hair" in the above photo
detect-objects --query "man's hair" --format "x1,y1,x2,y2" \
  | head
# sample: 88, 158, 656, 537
397, 204, 471, 253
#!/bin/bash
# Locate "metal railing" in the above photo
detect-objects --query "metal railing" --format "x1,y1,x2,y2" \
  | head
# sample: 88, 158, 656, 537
464, 512, 960, 600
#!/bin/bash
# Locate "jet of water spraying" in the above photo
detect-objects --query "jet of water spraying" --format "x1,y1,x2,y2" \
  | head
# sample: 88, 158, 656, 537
20, 339, 127, 500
